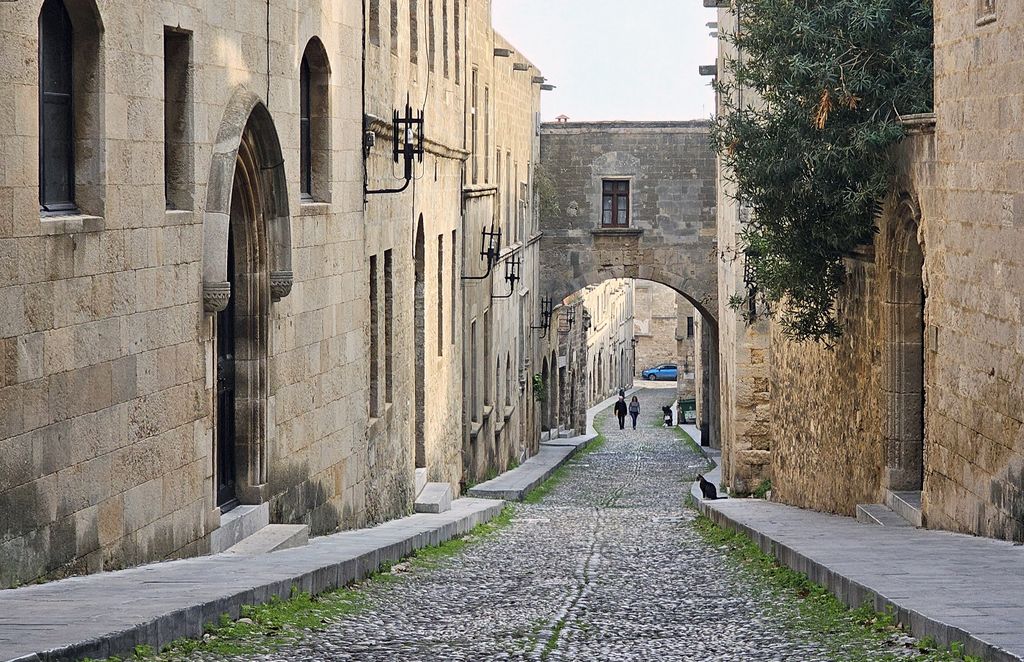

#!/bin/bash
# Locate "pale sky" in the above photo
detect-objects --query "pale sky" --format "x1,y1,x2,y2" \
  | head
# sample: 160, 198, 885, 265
492, 1, 719, 122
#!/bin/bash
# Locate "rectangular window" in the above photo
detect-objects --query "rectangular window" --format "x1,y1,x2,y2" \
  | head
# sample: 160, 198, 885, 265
495, 149, 502, 227
601, 180, 630, 227
427, 0, 435, 72
442, 0, 449, 78
484, 87, 490, 183
513, 162, 520, 242
506, 152, 512, 240
450, 230, 457, 343
471, 69, 478, 184
687, 316, 694, 338
369, 255, 380, 417
384, 250, 394, 403
483, 309, 491, 406
410, 0, 419, 64
164, 28, 193, 211
299, 56, 312, 199
369, 0, 380, 45
453, 0, 461, 84
39, 0, 75, 212
390, 0, 399, 56
437, 234, 444, 356
471, 320, 478, 420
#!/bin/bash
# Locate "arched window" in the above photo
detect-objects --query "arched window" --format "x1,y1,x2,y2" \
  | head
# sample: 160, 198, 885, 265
299, 55, 311, 198
299, 39, 330, 202
39, 0, 75, 212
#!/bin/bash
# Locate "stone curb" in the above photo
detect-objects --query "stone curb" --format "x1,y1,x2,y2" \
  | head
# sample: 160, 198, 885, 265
466, 434, 597, 502
694, 500, 1023, 662
1, 499, 506, 662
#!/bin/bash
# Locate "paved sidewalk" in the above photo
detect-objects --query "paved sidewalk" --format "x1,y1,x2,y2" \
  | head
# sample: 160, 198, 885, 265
694, 475, 1024, 661
0, 498, 504, 662
466, 387, 641, 501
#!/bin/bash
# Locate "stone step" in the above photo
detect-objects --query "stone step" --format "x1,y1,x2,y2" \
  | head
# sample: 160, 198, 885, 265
223, 524, 309, 555
856, 503, 913, 527
886, 490, 923, 527
209, 503, 270, 554
414, 482, 453, 514
415, 467, 428, 497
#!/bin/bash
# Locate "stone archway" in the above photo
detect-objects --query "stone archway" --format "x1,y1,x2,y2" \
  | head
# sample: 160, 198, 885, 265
882, 195, 927, 493
205, 95, 291, 508
202, 88, 292, 314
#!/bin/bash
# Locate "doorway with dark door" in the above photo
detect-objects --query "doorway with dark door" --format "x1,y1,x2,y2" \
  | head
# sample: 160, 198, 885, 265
216, 230, 239, 511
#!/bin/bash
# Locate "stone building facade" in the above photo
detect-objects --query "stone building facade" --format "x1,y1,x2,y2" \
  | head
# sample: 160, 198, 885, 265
633, 281, 696, 398
0, 0, 366, 588
0, 0, 546, 588
706, 2, 772, 493
460, 17, 544, 485
538, 121, 719, 437
713, 1, 1024, 541
582, 280, 634, 406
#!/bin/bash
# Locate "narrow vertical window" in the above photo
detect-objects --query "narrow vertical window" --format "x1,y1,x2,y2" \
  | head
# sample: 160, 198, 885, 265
410, 0, 419, 64
513, 162, 519, 242
471, 69, 478, 184
484, 87, 490, 183
384, 250, 394, 403
442, 0, 449, 78
495, 150, 502, 227
687, 316, 694, 338
450, 230, 457, 343
453, 0, 461, 84
390, 0, 399, 56
427, 0, 436, 72
437, 234, 444, 355
39, 0, 75, 212
505, 152, 512, 239
601, 180, 630, 227
369, 0, 380, 45
299, 56, 312, 199
483, 310, 491, 406
369, 255, 380, 417
471, 320, 478, 420
164, 28, 193, 211
299, 39, 330, 202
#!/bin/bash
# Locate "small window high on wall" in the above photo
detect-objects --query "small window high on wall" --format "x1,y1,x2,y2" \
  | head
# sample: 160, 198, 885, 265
601, 180, 630, 227
38, 0, 104, 217
299, 38, 331, 202
164, 28, 193, 211
39, 0, 75, 212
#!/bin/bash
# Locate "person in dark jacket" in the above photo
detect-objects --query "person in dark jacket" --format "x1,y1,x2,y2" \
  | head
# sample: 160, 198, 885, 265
614, 396, 628, 430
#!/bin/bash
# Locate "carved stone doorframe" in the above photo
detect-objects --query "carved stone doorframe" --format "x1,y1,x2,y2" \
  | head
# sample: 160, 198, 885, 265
882, 194, 927, 492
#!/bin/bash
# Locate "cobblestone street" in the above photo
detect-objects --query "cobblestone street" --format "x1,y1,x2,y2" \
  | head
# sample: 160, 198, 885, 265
195, 386, 911, 661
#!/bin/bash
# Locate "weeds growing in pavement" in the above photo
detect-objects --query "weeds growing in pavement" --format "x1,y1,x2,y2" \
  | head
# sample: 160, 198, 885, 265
692, 515, 982, 662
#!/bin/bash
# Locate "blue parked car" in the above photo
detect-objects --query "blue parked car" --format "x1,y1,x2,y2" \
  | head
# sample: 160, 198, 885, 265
642, 364, 678, 381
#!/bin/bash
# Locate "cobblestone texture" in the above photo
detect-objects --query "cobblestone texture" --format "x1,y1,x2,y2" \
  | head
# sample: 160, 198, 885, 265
192, 389, 914, 661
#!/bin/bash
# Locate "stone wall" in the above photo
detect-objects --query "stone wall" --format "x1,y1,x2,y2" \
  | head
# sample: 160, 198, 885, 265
0, 0, 366, 587
712, 2, 771, 488
921, 0, 1023, 540
583, 280, 634, 406
459, 13, 544, 485
538, 122, 718, 315
363, 0, 468, 511
767, 3, 1024, 542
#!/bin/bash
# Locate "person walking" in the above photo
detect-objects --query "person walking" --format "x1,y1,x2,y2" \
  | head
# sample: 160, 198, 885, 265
628, 396, 640, 430
614, 396, 628, 430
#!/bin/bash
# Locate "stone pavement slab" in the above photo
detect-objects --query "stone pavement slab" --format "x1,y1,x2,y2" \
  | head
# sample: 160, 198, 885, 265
0, 497, 505, 662
694, 492, 1024, 661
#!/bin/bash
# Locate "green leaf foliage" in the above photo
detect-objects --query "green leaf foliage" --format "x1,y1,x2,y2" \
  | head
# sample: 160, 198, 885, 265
710, 0, 933, 341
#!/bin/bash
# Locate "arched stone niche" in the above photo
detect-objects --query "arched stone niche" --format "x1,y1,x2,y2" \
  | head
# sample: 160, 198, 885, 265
202, 87, 293, 313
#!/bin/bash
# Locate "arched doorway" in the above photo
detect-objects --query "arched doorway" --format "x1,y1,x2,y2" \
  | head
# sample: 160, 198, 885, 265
883, 199, 926, 493
540, 357, 550, 431
414, 216, 426, 468
205, 95, 292, 511
549, 350, 559, 431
